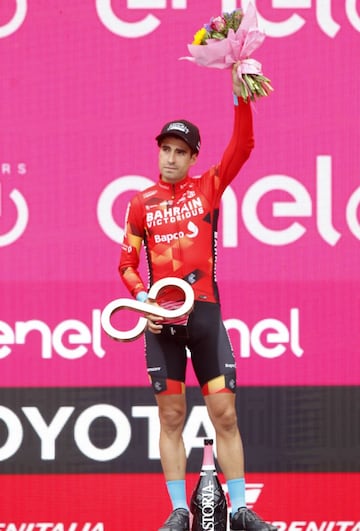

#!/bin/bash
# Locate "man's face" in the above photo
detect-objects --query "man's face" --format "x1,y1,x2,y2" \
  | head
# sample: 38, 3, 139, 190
158, 136, 197, 183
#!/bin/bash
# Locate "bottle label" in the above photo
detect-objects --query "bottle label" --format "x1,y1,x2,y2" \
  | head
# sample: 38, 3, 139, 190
201, 481, 215, 530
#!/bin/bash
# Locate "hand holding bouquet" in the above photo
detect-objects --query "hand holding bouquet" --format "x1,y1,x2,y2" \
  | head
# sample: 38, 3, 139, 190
181, 3, 273, 102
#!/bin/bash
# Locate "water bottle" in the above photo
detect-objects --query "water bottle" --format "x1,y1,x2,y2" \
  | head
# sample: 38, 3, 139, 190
190, 438, 227, 530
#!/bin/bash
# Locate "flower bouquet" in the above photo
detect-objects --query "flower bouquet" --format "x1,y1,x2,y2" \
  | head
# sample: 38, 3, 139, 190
180, 3, 273, 102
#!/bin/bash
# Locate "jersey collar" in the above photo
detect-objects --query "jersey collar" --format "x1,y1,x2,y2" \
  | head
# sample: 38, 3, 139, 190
158, 175, 190, 193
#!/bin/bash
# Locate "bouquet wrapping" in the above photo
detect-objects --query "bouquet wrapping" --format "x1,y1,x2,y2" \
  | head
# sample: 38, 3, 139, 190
181, 3, 273, 102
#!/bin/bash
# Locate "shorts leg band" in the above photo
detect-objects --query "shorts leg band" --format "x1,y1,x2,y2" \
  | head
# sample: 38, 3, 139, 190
201, 374, 236, 396
151, 377, 185, 395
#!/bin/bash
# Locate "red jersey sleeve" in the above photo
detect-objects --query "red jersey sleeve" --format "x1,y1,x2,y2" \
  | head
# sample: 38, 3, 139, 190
118, 195, 147, 298
220, 96, 254, 176
211, 97, 254, 201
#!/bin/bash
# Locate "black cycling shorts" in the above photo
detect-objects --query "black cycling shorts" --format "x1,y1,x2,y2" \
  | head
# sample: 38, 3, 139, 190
145, 301, 236, 394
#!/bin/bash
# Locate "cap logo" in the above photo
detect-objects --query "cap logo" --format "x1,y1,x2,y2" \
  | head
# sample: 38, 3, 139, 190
167, 122, 190, 135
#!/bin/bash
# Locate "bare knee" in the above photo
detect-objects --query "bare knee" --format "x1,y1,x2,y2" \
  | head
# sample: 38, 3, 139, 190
215, 405, 238, 432
157, 396, 186, 434
205, 395, 239, 434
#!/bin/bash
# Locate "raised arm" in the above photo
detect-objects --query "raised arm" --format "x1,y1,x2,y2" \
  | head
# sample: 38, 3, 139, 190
216, 63, 255, 193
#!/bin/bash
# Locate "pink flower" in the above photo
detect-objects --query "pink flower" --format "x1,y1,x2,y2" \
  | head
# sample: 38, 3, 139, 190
210, 16, 226, 33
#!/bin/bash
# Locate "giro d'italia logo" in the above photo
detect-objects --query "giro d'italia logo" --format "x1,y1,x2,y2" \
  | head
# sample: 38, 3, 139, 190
0, 184, 29, 247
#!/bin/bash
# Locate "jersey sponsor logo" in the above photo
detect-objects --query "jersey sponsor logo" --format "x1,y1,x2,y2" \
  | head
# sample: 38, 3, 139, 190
154, 231, 184, 244
145, 199, 168, 210
186, 221, 198, 238
186, 272, 198, 284
120, 242, 132, 253
153, 221, 199, 244
146, 197, 204, 227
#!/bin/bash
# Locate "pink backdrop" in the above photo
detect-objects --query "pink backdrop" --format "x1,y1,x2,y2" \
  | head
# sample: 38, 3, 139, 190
1, 1, 359, 528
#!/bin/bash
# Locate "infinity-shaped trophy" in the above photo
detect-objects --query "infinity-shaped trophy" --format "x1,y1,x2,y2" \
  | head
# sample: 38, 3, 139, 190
101, 277, 195, 342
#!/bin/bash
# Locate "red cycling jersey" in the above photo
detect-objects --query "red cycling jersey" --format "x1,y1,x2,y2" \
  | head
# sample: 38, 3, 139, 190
119, 98, 254, 304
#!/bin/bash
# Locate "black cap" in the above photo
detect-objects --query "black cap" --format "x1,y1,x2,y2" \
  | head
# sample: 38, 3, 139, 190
156, 119, 201, 154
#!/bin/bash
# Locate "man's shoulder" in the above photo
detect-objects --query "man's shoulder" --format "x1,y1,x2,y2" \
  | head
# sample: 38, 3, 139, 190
190, 164, 220, 185
131, 180, 160, 201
